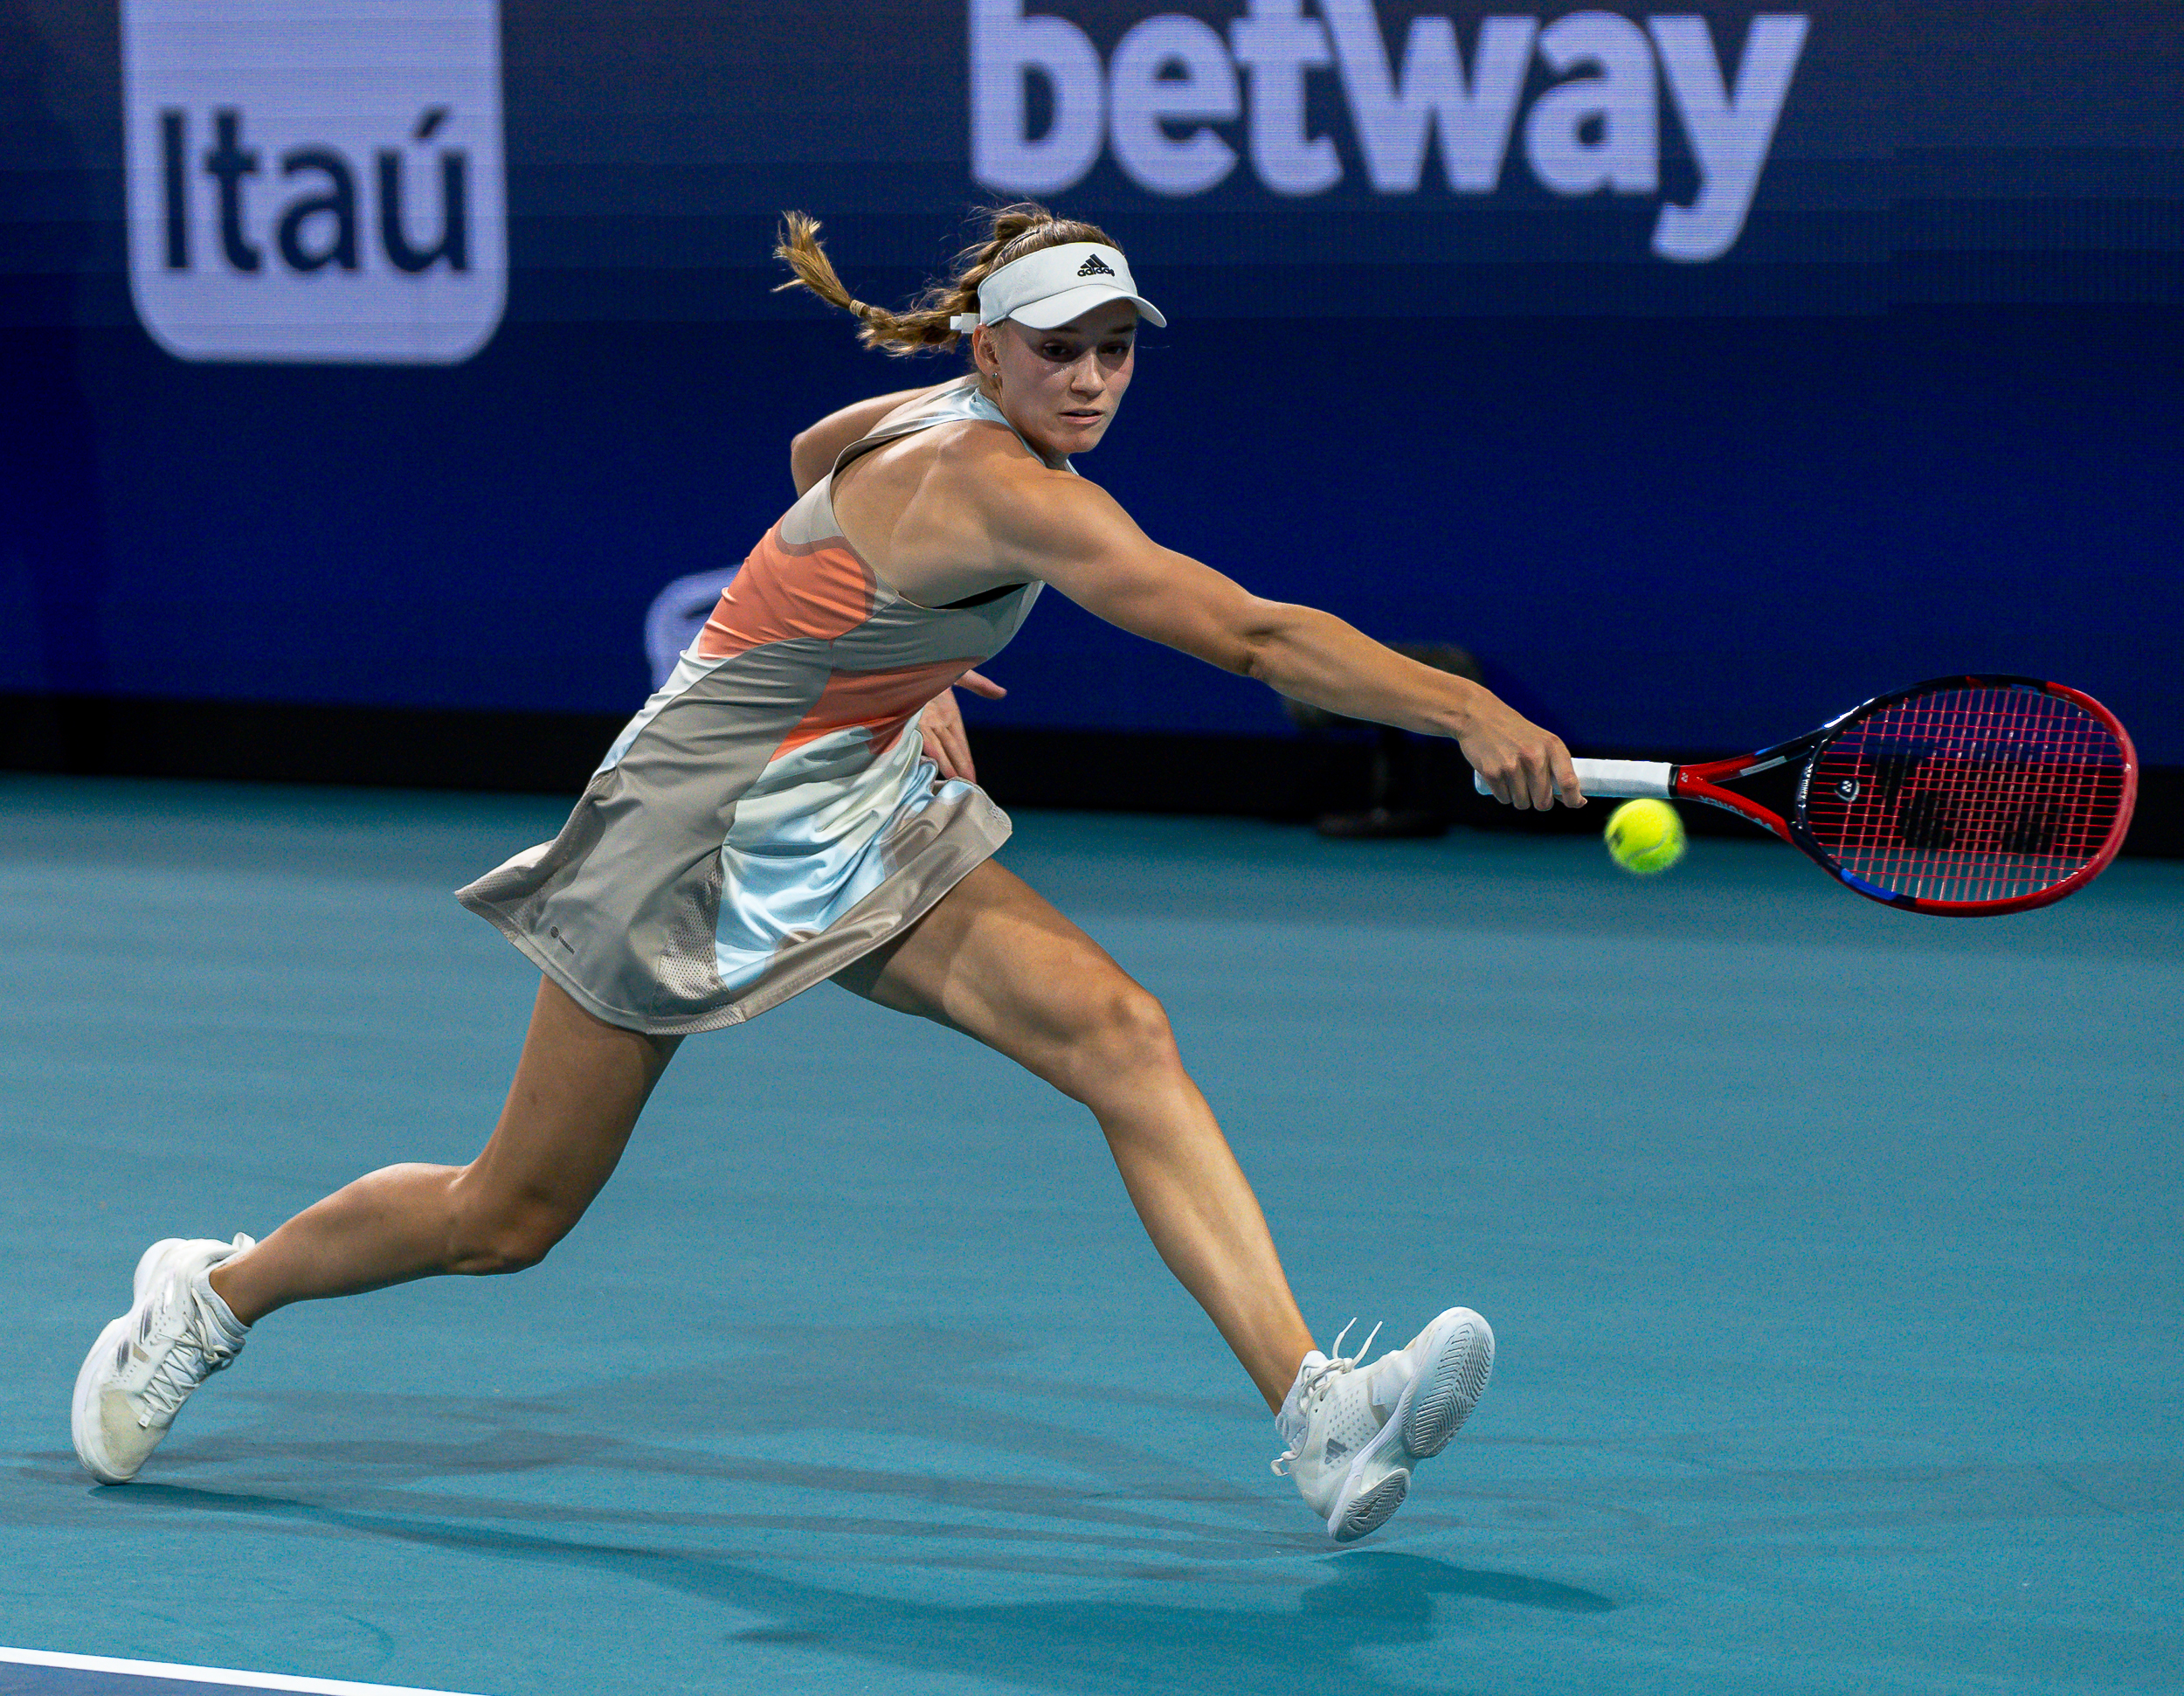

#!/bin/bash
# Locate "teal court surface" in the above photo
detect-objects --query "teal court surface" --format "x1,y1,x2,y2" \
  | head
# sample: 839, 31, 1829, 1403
2, 776, 2178, 1696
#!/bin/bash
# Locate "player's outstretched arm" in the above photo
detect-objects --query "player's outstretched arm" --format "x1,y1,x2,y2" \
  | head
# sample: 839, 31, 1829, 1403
983, 467, 1583, 811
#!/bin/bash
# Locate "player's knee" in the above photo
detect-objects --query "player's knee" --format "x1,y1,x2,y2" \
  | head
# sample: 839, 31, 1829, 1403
446, 1177, 581, 1276
1064, 982, 1179, 1099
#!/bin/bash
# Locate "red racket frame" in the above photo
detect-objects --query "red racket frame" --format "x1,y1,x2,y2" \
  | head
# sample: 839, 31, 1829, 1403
1660, 676, 2138, 917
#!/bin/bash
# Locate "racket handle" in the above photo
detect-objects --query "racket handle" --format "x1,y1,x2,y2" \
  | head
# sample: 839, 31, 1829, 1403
1472, 758, 1675, 800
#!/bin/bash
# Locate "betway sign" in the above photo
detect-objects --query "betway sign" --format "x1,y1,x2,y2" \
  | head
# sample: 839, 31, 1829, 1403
971, 2, 1809, 262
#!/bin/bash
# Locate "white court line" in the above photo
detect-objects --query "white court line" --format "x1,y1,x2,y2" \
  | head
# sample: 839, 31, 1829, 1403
0, 1648, 485, 1696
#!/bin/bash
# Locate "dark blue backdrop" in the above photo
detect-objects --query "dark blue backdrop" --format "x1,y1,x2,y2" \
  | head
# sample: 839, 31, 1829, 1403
3, 1, 2180, 760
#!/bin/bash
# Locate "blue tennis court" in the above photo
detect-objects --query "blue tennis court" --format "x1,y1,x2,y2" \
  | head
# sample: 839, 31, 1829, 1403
4, 775, 2178, 1695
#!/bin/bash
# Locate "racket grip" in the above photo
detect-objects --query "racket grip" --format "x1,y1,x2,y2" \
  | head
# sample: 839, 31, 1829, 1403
1471, 758, 1675, 800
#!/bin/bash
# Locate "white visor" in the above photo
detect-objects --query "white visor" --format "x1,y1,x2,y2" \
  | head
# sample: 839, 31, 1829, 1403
947, 242, 1166, 336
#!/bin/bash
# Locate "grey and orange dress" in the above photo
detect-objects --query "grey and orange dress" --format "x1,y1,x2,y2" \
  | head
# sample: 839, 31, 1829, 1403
457, 382, 1043, 1035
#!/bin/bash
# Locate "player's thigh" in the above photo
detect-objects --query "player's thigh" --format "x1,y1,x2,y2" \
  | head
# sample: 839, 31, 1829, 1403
460, 976, 681, 1215
833, 858, 1166, 1094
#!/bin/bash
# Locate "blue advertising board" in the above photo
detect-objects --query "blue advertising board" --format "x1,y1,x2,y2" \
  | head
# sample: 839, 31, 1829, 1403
2, 2, 2179, 760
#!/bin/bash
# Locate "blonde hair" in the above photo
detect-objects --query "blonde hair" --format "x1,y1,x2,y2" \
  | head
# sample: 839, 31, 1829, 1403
773, 203, 1119, 357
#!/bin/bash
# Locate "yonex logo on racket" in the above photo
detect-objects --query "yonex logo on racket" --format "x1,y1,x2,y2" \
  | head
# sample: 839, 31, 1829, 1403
971, 3, 1811, 262
121, 0, 507, 363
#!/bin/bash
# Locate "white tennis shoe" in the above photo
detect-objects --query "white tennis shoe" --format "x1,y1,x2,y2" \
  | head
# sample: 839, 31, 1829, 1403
72, 1235, 253, 1485
1272, 1306, 1495, 1541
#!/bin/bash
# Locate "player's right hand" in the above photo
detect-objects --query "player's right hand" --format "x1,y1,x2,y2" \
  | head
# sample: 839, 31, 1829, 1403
1460, 698, 1585, 810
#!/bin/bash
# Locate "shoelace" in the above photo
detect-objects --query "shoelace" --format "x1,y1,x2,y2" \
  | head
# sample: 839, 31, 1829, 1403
135, 1282, 238, 1426
1269, 1319, 1383, 1477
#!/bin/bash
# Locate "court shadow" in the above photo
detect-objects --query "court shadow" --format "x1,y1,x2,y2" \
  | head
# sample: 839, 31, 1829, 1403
17, 1321, 1614, 1692
92, 1482, 1614, 1696
45, 1326, 1305, 1568
1304, 1550, 1614, 1617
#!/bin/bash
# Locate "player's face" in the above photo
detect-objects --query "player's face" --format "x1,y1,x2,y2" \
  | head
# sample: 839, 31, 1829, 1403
981, 301, 1137, 460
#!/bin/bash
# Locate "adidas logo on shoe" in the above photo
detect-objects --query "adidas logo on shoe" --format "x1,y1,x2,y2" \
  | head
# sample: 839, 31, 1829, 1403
1076, 254, 1116, 277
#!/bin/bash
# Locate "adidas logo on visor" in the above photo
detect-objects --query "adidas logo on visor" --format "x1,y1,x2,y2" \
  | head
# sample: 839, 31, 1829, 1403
1076, 254, 1116, 277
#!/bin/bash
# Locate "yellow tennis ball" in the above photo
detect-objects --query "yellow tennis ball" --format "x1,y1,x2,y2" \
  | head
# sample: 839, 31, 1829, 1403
1605, 798, 1686, 875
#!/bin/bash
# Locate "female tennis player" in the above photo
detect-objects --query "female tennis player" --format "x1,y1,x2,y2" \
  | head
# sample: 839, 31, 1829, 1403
72, 204, 1584, 1542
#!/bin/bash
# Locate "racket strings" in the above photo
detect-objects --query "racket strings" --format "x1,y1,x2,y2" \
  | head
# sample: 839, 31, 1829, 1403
1801, 687, 2129, 903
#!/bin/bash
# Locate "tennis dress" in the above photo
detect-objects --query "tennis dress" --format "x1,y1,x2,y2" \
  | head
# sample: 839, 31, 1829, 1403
456, 384, 1044, 1035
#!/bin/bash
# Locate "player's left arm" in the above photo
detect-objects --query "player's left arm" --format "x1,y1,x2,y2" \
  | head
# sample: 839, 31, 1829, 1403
789, 377, 976, 495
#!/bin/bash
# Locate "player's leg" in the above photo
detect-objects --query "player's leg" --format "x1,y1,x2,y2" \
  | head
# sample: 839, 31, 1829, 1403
73, 978, 676, 1483
833, 858, 1316, 1412
838, 858, 1494, 1542
211, 977, 680, 1322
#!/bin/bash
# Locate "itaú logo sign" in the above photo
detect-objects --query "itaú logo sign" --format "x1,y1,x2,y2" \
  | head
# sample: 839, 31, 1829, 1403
971, 2, 1809, 262
121, 0, 507, 363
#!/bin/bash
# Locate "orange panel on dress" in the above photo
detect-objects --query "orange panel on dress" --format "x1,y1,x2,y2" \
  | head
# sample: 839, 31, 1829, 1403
698, 525, 875, 659
770, 657, 981, 763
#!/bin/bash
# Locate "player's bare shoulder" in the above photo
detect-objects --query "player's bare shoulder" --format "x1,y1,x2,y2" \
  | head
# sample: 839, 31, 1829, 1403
901, 412, 1082, 563
851, 391, 1028, 497
972, 455, 1135, 585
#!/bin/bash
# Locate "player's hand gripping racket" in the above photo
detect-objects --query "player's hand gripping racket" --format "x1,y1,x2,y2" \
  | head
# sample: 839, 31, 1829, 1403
1475, 676, 2137, 915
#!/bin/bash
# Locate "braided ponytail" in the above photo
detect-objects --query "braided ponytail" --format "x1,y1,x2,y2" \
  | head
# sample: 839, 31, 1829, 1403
774, 203, 1119, 357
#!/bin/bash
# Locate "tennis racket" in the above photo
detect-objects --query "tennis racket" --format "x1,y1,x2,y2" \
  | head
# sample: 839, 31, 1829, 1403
1475, 676, 2138, 916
